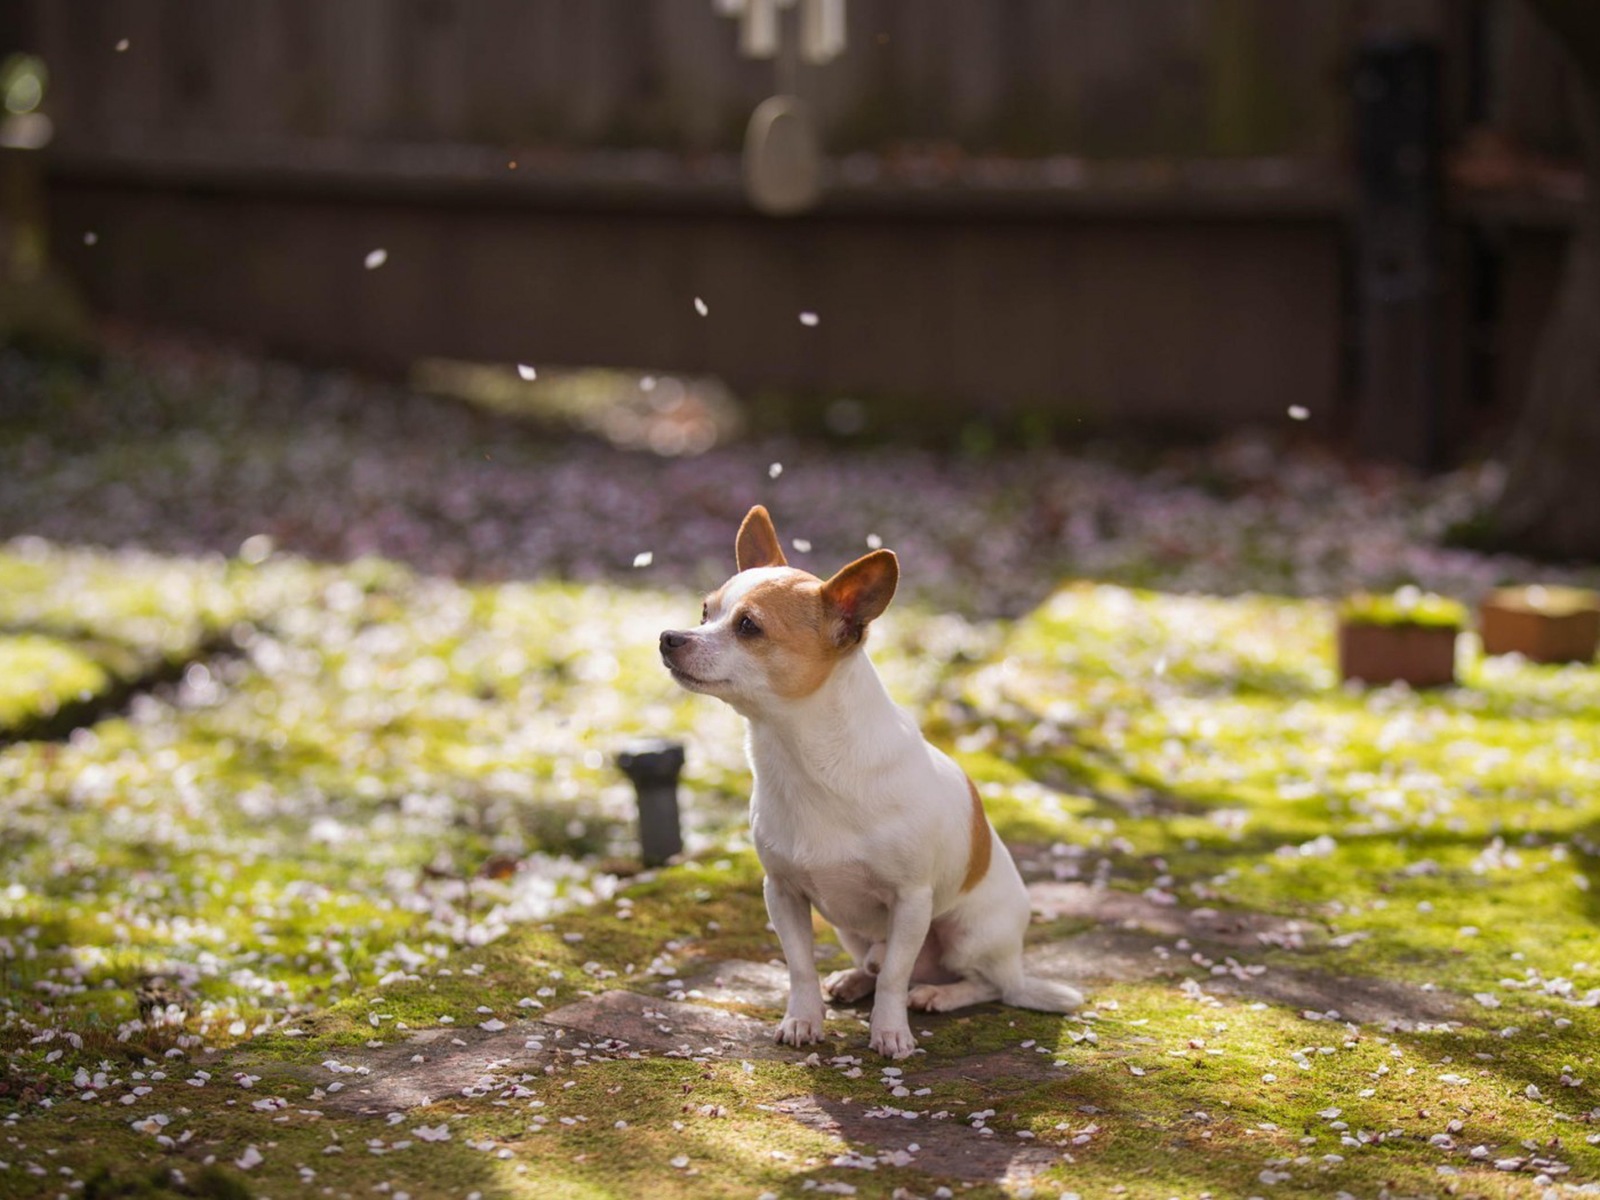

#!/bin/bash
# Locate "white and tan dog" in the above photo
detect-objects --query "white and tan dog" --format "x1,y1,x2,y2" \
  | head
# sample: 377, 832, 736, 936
660, 505, 1082, 1059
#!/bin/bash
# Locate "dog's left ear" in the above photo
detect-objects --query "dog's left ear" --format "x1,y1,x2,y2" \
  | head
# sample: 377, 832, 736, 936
822, 549, 898, 644
736, 505, 788, 571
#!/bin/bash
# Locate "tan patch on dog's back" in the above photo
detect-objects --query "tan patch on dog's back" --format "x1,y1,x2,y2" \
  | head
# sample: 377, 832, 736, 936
961, 776, 992, 892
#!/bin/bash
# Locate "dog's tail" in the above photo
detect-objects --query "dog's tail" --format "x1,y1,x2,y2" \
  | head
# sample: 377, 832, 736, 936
1001, 974, 1084, 1014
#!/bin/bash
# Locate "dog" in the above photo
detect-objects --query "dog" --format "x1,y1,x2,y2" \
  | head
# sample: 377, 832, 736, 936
660, 505, 1082, 1059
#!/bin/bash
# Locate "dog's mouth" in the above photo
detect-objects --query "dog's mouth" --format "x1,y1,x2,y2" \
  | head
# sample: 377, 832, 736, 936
665, 661, 725, 688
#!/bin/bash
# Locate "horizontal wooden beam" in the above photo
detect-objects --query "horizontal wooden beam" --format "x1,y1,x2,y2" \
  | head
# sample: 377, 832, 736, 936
43, 141, 1359, 223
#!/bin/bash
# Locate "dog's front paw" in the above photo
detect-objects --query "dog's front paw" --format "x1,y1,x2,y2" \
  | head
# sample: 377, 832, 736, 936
775, 1011, 824, 1047
868, 1022, 917, 1060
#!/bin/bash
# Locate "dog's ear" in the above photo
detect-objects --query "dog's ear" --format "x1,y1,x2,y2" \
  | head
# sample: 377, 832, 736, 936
736, 505, 788, 572
821, 549, 898, 644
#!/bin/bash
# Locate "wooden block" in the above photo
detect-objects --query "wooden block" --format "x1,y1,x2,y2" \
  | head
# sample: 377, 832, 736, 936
1480, 587, 1600, 664
1338, 620, 1458, 688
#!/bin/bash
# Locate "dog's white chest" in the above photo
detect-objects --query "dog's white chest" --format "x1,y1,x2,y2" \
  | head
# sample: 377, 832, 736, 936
759, 843, 895, 939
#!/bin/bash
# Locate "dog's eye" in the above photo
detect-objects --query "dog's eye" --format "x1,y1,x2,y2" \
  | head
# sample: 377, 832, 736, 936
737, 615, 762, 638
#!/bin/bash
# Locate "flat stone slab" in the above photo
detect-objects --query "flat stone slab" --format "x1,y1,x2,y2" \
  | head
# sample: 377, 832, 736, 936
675, 959, 790, 1009
299, 1023, 561, 1115
545, 988, 797, 1060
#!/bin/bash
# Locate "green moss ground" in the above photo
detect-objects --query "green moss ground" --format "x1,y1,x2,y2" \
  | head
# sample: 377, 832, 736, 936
4, 552, 1600, 1198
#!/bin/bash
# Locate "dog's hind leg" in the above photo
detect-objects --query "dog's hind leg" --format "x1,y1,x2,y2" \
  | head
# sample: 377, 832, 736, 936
907, 977, 1001, 1012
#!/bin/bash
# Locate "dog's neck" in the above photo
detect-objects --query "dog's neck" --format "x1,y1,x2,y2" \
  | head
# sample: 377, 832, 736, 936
743, 646, 918, 798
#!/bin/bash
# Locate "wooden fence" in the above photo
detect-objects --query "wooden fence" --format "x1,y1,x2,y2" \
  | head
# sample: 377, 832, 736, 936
11, 0, 1589, 461
28, 0, 1574, 161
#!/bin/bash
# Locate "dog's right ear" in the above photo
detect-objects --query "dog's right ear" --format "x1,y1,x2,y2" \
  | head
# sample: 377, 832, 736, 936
821, 549, 898, 645
736, 505, 788, 572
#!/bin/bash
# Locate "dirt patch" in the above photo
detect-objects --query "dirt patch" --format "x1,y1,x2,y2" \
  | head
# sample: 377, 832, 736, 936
1028, 881, 1324, 950
299, 935, 1457, 1121
1024, 928, 1180, 986
1025, 928, 1461, 1028
1203, 966, 1462, 1029
912, 1044, 1086, 1091
774, 1092, 1062, 1184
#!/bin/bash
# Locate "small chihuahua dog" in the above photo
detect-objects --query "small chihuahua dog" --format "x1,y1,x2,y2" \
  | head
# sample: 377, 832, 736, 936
660, 506, 1082, 1059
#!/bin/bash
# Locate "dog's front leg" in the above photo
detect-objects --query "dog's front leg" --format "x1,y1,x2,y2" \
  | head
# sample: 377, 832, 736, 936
763, 875, 825, 1046
868, 886, 933, 1059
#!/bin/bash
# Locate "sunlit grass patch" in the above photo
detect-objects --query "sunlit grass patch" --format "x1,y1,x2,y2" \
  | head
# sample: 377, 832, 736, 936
0, 634, 111, 732
0, 539, 250, 648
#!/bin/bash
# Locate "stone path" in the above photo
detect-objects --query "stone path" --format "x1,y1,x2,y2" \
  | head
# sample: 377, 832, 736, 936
288, 880, 1461, 1191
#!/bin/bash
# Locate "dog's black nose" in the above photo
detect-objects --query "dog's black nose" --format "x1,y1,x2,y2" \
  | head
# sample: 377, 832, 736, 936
660, 630, 689, 652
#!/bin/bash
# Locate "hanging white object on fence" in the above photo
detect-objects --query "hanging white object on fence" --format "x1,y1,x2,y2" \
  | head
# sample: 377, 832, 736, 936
800, 0, 846, 64
716, 0, 846, 64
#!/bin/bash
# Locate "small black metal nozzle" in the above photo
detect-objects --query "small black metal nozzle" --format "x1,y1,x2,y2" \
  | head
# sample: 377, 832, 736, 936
617, 739, 686, 867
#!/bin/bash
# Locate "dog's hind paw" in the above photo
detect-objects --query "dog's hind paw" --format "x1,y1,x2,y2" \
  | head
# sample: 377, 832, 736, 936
822, 967, 877, 1005
907, 983, 948, 1012
775, 1012, 824, 1046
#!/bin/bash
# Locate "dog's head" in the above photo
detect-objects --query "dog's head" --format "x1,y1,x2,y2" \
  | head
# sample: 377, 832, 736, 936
660, 506, 897, 712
